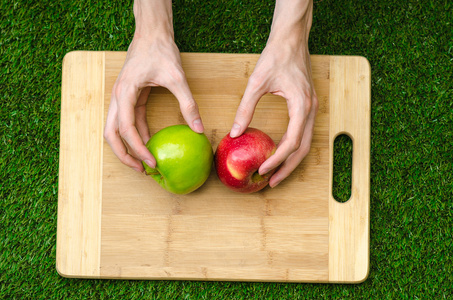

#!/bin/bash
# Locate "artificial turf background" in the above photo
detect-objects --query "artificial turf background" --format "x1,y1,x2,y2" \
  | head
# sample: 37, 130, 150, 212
1, 0, 452, 298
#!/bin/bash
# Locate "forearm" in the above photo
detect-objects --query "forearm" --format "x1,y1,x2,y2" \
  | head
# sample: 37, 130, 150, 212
133, 0, 174, 40
268, 0, 313, 47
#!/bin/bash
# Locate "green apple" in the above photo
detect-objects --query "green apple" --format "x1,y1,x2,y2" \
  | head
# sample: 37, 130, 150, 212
142, 124, 213, 194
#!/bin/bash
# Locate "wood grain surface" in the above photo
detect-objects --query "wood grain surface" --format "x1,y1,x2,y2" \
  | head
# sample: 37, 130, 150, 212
57, 51, 105, 277
57, 51, 370, 283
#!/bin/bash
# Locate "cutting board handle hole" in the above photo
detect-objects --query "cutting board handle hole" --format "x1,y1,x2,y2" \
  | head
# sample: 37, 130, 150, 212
332, 134, 353, 203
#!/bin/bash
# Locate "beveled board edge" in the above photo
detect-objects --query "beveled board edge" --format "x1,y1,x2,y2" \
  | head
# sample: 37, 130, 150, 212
56, 51, 105, 278
328, 56, 371, 283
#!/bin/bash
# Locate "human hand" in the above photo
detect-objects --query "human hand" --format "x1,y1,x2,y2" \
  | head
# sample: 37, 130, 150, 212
104, 36, 204, 173
230, 0, 317, 187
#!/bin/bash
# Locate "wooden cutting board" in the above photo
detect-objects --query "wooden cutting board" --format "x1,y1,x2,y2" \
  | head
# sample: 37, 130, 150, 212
57, 51, 370, 283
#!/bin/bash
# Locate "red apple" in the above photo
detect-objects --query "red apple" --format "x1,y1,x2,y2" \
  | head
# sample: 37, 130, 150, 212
215, 127, 277, 193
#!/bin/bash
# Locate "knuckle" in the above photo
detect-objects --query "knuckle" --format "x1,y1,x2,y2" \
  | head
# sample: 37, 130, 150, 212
113, 82, 125, 98
167, 68, 185, 86
287, 138, 301, 153
103, 126, 117, 141
118, 124, 131, 137
111, 81, 119, 94
248, 74, 265, 91
312, 95, 319, 114
298, 144, 311, 159
302, 97, 312, 114
113, 81, 135, 100
103, 129, 110, 140
182, 100, 198, 114
236, 104, 251, 118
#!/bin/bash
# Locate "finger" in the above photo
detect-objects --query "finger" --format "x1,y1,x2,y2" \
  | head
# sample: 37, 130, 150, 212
135, 87, 151, 143
104, 97, 146, 172
165, 74, 204, 133
269, 95, 318, 187
230, 76, 266, 137
258, 97, 310, 175
116, 86, 156, 168
268, 142, 310, 188
108, 131, 146, 172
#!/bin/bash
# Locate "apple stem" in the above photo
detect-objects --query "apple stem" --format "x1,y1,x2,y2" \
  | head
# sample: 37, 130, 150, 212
145, 169, 160, 176
252, 171, 263, 183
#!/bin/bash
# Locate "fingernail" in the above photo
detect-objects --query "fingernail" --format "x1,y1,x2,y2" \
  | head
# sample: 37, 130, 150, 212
144, 159, 155, 169
133, 167, 142, 173
270, 179, 282, 188
230, 123, 241, 138
259, 168, 269, 176
193, 118, 204, 133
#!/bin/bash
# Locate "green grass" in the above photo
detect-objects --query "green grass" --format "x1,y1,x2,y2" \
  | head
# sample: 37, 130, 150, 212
332, 134, 353, 203
1, 0, 452, 298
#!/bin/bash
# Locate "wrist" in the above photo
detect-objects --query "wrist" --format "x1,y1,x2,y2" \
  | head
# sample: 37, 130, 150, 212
267, 0, 313, 48
267, 25, 308, 50
133, 0, 174, 40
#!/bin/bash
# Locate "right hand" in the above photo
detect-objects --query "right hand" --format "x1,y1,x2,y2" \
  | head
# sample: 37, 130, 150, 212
104, 36, 204, 173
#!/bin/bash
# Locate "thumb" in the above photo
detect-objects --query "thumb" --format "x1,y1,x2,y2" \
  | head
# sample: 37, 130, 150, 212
230, 78, 265, 137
